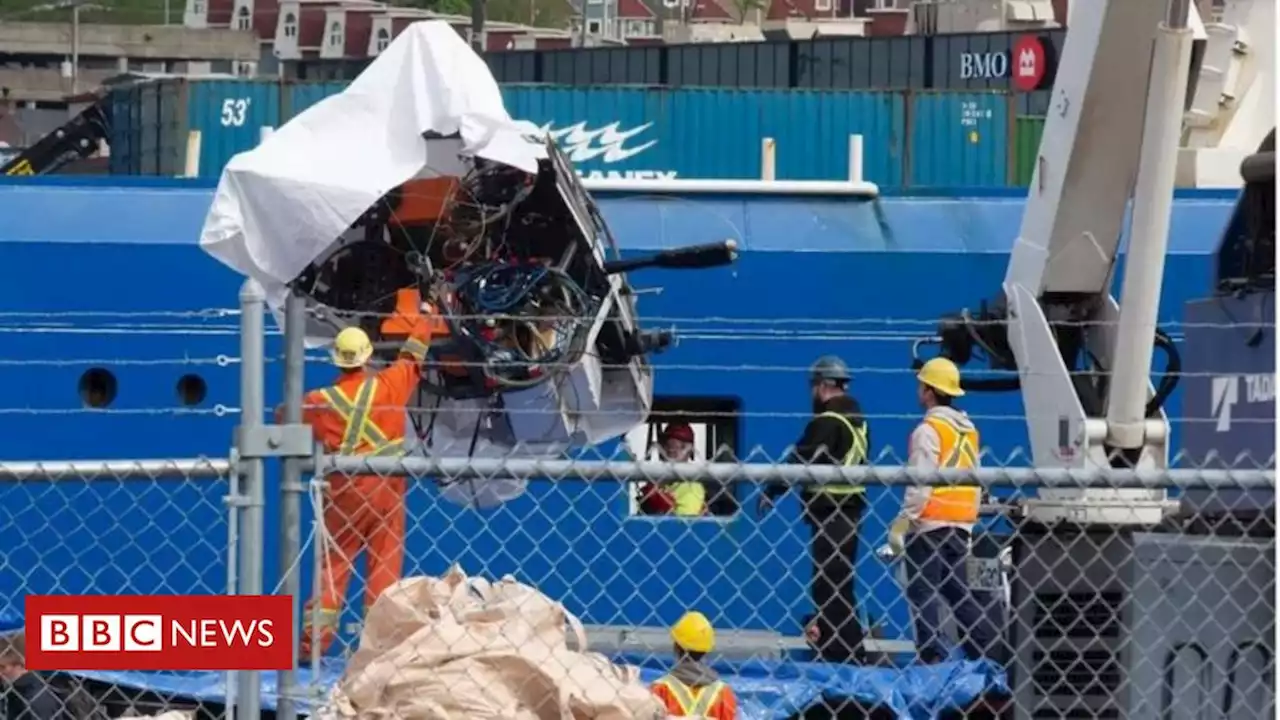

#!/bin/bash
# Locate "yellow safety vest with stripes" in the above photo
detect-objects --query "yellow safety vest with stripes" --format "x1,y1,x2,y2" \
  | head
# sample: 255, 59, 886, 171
920, 413, 981, 522
653, 676, 730, 718
318, 378, 407, 457
816, 411, 869, 495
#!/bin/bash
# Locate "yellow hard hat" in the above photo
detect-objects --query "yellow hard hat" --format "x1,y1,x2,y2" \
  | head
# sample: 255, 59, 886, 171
331, 327, 373, 369
917, 357, 964, 397
671, 611, 715, 654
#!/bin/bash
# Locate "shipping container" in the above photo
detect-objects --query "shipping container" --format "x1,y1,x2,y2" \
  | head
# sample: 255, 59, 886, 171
1013, 115, 1046, 186
907, 91, 1011, 187
928, 29, 1065, 93
108, 79, 282, 177
791, 36, 928, 90
287, 82, 349, 118
537, 46, 665, 85
107, 86, 141, 176
112, 81, 1025, 187
501, 86, 906, 186
484, 29, 1064, 90
666, 41, 794, 89
1013, 89, 1052, 116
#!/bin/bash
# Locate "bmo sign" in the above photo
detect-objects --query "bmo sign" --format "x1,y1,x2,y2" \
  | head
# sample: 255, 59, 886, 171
958, 35, 1047, 91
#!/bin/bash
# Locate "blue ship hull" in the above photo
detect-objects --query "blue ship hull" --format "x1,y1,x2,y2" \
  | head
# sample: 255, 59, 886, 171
0, 179, 1235, 645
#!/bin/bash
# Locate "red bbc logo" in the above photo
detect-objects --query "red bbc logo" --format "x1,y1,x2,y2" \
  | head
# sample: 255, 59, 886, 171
25, 595, 293, 671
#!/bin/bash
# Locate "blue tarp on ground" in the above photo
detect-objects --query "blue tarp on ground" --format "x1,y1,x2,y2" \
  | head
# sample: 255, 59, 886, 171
66, 654, 1007, 720
0, 610, 21, 633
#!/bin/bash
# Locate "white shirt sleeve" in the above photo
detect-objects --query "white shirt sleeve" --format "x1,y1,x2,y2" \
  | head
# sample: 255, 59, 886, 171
901, 422, 941, 520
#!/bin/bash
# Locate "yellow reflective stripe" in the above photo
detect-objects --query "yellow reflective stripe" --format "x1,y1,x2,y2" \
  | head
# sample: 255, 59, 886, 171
817, 412, 868, 465
816, 411, 867, 494
320, 386, 354, 416
691, 681, 725, 717
927, 415, 979, 470
402, 337, 429, 362
336, 379, 374, 453
366, 438, 406, 457
302, 607, 339, 629
655, 677, 697, 714
321, 382, 395, 454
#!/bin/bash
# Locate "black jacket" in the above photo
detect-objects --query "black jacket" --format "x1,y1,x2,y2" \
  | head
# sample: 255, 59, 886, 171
763, 396, 870, 501
788, 395, 870, 466
4, 673, 68, 720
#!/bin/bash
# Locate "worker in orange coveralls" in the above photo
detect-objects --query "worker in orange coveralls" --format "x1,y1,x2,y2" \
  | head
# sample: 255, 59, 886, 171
298, 305, 435, 657
651, 612, 738, 719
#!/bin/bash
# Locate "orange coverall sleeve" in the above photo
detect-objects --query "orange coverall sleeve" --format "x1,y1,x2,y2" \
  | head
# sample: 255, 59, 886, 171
376, 316, 435, 406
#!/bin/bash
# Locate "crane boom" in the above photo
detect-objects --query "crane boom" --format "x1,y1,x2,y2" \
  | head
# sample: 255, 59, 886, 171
916, 0, 1200, 525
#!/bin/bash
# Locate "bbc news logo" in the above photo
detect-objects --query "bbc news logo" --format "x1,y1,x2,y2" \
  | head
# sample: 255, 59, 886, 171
25, 595, 293, 671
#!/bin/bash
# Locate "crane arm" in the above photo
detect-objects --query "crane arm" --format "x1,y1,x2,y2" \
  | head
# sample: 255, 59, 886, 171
912, 0, 1199, 525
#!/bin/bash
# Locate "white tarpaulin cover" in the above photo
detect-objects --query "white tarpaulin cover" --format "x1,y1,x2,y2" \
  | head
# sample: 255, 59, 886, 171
198, 20, 546, 303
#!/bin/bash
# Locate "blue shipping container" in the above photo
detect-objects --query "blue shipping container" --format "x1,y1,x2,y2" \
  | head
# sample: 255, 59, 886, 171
500, 86, 906, 186
908, 91, 1011, 187
189, 80, 282, 178
108, 79, 282, 178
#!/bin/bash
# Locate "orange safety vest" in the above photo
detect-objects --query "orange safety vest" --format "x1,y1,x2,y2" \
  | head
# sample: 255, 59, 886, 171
651, 676, 736, 719
303, 334, 430, 459
919, 414, 981, 523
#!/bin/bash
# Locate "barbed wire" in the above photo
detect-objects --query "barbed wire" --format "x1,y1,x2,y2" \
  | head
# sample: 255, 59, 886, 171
0, 307, 1265, 329
0, 447, 1273, 478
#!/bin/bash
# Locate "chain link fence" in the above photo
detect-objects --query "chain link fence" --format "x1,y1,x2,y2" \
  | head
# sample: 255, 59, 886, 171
1, 290, 1275, 720
273, 296, 1275, 720
294, 452, 1275, 718
0, 304, 241, 719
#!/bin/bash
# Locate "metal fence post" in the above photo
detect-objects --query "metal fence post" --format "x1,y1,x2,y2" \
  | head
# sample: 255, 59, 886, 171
276, 291, 307, 720
235, 280, 266, 720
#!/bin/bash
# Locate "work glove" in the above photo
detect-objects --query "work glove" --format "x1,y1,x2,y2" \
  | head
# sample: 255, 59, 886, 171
876, 517, 910, 561
874, 544, 900, 563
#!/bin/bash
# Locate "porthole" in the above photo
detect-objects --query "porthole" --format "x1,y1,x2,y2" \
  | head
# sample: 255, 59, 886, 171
78, 368, 118, 409
176, 374, 208, 407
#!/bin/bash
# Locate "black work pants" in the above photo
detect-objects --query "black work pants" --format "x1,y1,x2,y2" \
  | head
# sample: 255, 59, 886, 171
802, 491, 866, 663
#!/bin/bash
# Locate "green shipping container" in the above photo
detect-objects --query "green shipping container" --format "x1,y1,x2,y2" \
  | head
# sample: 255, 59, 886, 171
1013, 116, 1045, 186
108, 79, 283, 178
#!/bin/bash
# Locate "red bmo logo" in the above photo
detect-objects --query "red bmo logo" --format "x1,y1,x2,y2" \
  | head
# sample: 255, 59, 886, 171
25, 595, 293, 671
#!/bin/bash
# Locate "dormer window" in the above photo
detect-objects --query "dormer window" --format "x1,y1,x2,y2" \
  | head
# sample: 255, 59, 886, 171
235, 6, 251, 29
375, 27, 390, 52
283, 12, 297, 37
328, 21, 342, 46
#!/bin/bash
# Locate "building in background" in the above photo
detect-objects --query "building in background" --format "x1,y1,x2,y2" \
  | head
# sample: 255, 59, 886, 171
0, 21, 257, 105
184, 0, 574, 79
566, 0, 1066, 46
903, 0, 1063, 35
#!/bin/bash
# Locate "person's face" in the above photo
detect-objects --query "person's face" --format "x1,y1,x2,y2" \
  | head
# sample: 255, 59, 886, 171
917, 382, 930, 409
809, 381, 822, 403
661, 438, 694, 462
0, 661, 23, 681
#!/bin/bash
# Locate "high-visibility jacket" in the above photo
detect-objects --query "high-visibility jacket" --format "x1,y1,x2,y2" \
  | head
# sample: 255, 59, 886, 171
651, 676, 737, 719
303, 329, 431, 459
639, 482, 706, 516
818, 411, 869, 495
918, 413, 981, 522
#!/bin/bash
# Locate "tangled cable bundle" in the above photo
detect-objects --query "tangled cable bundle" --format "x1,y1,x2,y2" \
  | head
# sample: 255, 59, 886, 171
290, 144, 649, 403
443, 260, 597, 389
